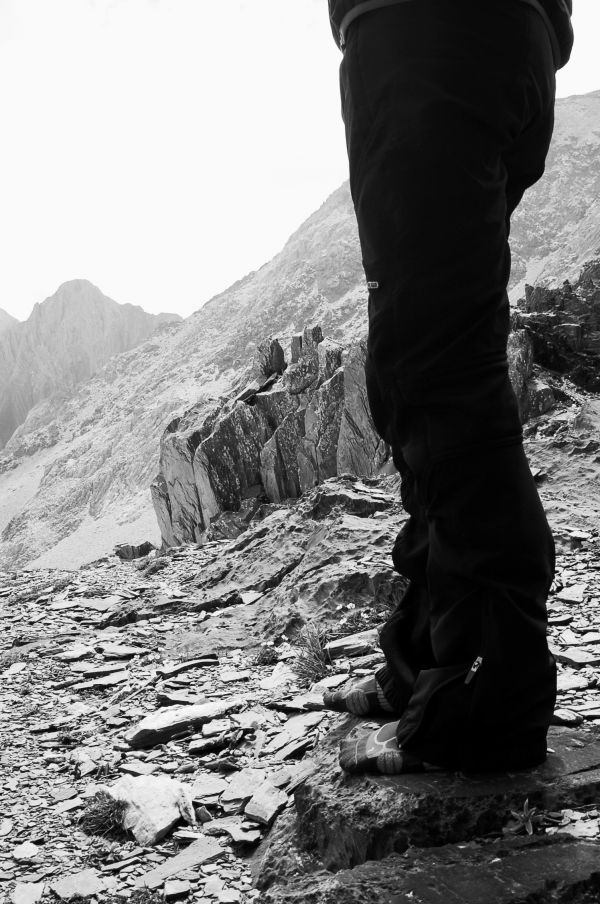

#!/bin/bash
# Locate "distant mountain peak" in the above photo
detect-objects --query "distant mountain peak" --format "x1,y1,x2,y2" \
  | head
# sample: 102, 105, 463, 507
0, 280, 182, 450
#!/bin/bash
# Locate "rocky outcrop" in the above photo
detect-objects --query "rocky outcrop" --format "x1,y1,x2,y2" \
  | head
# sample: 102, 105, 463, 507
516, 259, 600, 391
254, 724, 600, 903
151, 327, 389, 547
0, 279, 181, 449
152, 322, 550, 548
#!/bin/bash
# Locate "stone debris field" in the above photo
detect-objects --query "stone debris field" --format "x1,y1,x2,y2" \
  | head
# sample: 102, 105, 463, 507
0, 430, 600, 903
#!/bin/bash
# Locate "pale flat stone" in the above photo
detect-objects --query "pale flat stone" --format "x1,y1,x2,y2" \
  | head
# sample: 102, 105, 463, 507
262, 711, 325, 755
50, 868, 112, 900
325, 629, 379, 660
72, 671, 130, 691
202, 718, 233, 737
2, 662, 27, 677
119, 759, 157, 776
244, 781, 288, 826
554, 648, 600, 668
191, 775, 228, 802
557, 673, 590, 691
258, 662, 297, 690
51, 785, 78, 801
55, 796, 84, 814
12, 842, 39, 862
0, 818, 14, 836
134, 837, 223, 889
56, 644, 94, 662
164, 878, 191, 898
551, 708, 584, 727
99, 642, 147, 658
221, 768, 265, 805
11, 882, 45, 904
556, 584, 588, 604
126, 699, 241, 748
101, 774, 196, 845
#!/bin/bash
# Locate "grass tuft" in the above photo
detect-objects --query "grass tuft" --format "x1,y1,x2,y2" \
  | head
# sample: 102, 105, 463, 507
292, 623, 330, 685
78, 790, 128, 838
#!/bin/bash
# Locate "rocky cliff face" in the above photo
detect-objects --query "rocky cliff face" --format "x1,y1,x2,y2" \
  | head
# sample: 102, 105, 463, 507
515, 259, 600, 391
0, 92, 598, 571
0, 279, 181, 449
151, 327, 389, 547
151, 320, 551, 549
0, 308, 18, 337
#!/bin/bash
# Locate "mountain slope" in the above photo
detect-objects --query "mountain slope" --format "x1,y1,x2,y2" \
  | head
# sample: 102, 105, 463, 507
509, 90, 600, 298
0, 279, 182, 449
0, 91, 598, 571
0, 308, 18, 337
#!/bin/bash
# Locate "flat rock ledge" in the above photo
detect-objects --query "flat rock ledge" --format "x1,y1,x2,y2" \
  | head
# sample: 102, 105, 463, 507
254, 722, 600, 903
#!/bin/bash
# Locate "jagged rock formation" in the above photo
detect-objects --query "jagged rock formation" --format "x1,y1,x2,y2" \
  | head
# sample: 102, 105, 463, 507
0, 279, 181, 449
0, 308, 18, 336
151, 327, 389, 547
0, 92, 598, 570
516, 259, 600, 391
152, 322, 549, 549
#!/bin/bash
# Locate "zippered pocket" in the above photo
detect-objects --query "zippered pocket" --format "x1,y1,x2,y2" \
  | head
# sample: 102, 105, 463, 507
396, 657, 483, 750
464, 656, 483, 685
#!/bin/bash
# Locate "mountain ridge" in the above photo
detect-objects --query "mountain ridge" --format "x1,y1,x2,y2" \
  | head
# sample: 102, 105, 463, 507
0, 279, 182, 449
0, 90, 598, 572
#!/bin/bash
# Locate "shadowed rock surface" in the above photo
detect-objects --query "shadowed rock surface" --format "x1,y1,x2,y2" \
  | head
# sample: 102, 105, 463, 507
516, 259, 600, 391
254, 725, 600, 901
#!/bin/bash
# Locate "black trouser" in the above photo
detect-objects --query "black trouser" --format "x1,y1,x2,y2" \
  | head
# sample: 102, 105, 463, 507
340, 0, 557, 770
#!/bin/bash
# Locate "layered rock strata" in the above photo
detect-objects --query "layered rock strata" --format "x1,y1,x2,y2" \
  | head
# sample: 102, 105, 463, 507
151, 327, 389, 547
152, 323, 552, 548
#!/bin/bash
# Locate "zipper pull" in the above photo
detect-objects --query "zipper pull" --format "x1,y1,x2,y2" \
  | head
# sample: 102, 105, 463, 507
465, 656, 483, 685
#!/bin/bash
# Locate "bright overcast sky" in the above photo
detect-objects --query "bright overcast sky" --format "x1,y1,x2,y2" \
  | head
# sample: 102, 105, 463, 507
1, 1, 598, 322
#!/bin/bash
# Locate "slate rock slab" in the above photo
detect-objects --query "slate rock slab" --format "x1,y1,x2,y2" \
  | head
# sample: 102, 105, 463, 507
49, 868, 115, 900
256, 723, 600, 883
134, 836, 223, 888
125, 698, 242, 748
324, 630, 379, 661
244, 781, 288, 826
258, 838, 600, 904
554, 647, 600, 668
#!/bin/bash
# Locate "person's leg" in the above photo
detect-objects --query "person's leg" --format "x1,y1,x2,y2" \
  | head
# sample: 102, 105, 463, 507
338, 0, 557, 772
324, 356, 432, 717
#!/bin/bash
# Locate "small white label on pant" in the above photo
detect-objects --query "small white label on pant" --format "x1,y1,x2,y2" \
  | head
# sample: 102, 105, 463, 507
367, 281, 379, 289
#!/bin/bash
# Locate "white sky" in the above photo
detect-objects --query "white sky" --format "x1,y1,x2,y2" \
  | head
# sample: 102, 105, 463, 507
1, 0, 598, 322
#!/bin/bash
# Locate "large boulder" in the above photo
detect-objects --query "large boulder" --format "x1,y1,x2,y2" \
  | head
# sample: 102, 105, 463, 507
100, 774, 196, 845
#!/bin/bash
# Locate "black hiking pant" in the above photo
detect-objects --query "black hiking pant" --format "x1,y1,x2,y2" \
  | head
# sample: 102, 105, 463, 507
339, 0, 557, 771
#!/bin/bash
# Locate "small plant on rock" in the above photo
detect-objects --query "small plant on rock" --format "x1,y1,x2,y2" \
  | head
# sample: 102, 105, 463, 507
78, 790, 128, 838
292, 622, 330, 685
505, 798, 539, 836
